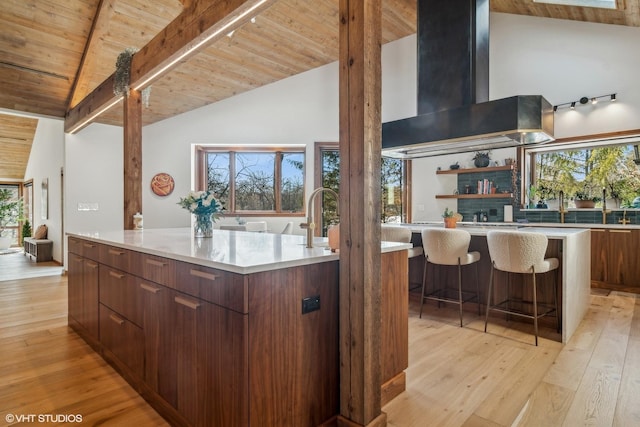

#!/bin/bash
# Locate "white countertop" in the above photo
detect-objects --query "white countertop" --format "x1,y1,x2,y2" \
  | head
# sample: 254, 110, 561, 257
398, 223, 589, 239
67, 228, 412, 274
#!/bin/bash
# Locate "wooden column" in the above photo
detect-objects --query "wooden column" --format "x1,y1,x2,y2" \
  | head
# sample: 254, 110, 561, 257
337, 0, 385, 426
123, 89, 142, 230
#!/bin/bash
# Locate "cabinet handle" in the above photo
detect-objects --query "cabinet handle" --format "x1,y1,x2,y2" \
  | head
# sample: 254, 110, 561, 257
109, 270, 125, 279
86, 262, 98, 269
140, 282, 161, 294
610, 230, 632, 234
591, 229, 605, 232
174, 296, 200, 310
108, 249, 125, 256
83, 243, 96, 248
190, 269, 218, 281
109, 314, 124, 326
146, 259, 167, 267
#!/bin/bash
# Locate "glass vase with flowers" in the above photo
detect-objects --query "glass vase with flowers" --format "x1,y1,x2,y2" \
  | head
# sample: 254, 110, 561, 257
178, 190, 223, 237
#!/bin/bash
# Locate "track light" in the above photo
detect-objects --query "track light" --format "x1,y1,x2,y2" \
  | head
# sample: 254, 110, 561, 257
553, 93, 617, 112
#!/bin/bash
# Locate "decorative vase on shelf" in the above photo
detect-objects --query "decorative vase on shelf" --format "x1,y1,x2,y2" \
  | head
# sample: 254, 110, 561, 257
474, 155, 490, 168
193, 212, 214, 238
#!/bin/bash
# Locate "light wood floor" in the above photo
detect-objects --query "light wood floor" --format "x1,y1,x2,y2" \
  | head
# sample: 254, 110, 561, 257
1, 251, 638, 426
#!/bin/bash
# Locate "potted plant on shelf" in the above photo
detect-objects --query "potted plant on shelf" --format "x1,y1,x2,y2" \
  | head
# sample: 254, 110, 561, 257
0, 188, 22, 250
442, 207, 458, 228
574, 191, 600, 208
473, 151, 491, 168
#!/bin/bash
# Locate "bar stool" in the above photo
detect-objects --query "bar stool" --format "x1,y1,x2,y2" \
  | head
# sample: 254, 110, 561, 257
381, 224, 423, 258
420, 228, 481, 327
484, 230, 559, 346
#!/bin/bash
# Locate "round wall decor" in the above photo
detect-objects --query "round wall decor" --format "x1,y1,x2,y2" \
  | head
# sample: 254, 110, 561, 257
150, 173, 175, 196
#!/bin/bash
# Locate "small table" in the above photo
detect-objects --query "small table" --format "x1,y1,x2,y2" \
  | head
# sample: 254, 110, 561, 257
24, 238, 53, 262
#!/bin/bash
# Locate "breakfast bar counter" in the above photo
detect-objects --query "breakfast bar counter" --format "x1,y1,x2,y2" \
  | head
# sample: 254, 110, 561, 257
393, 224, 591, 344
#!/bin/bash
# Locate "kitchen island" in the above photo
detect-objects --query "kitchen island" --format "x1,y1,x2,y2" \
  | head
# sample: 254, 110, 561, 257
398, 224, 591, 343
66, 228, 411, 427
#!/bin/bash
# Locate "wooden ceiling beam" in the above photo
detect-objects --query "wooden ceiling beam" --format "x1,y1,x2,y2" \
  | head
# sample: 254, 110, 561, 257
64, 0, 276, 134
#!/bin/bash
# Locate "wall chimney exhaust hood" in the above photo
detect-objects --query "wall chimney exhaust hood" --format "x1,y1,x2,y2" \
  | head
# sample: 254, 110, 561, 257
382, 0, 554, 159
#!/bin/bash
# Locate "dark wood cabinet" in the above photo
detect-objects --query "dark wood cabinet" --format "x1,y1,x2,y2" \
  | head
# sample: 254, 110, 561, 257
99, 303, 144, 379
591, 228, 640, 291
67, 247, 99, 343
141, 280, 249, 426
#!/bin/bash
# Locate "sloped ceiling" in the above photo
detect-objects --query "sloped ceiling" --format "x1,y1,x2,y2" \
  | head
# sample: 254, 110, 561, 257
1, 0, 638, 180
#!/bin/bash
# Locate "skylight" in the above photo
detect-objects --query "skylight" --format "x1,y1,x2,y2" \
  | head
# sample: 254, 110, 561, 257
533, 0, 617, 9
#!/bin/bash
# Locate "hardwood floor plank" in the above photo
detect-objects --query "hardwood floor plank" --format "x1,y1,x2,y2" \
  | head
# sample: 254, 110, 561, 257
512, 381, 574, 427
613, 337, 640, 426
561, 366, 621, 427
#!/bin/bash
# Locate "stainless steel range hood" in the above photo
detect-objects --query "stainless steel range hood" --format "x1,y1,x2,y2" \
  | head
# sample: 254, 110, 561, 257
382, 0, 554, 159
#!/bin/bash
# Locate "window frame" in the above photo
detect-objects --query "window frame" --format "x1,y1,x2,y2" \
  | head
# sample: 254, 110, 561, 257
314, 142, 412, 235
522, 129, 640, 208
195, 145, 306, 217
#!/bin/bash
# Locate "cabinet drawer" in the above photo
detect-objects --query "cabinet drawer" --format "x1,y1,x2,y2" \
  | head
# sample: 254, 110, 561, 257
99, 245, 131, 271
99, 267, 142, 326
176, 262, 247, 313
68, 237, 84, 256
99, 304, 144, 379
81, 240, 100, 261
132, 252, 176, 288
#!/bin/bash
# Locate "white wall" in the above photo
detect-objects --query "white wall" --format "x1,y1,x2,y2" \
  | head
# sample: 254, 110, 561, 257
64, 13, 640, 229
64, 123, 124, 235
23, 117, 65, 262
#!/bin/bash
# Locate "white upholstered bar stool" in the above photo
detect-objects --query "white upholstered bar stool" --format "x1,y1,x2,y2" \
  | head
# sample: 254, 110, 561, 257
484, 230, 560, 346
381, 225, 423, 259
420, 228, 481, 327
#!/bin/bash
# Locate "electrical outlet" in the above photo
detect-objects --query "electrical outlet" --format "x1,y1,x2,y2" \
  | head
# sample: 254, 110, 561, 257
302, 295, 320, 314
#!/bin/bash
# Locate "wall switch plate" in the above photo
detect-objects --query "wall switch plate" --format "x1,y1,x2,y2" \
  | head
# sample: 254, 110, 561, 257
302, 295, 320, 314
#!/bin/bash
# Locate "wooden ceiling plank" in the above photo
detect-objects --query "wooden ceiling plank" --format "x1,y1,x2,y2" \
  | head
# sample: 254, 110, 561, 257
65, 0, 278, 133
69, 0, 119, 109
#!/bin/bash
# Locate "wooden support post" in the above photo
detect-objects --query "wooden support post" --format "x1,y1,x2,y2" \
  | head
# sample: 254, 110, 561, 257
123, 89, 142, 230
337, 0, 385, 426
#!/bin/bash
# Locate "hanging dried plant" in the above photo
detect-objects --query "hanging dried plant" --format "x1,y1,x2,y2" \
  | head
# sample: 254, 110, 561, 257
113, 47, 139, 97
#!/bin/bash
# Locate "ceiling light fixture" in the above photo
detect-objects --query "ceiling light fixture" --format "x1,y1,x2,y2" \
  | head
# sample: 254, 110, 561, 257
553, 93, 617, 112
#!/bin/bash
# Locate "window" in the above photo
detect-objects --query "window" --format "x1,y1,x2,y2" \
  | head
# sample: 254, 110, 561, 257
196, 146, 305, 215
525, 134, 640, 208
315, 142, 410, 235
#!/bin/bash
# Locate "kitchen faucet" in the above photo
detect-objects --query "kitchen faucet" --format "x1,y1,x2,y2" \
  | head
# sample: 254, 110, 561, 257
602, 188, 610, 224
619, 209, 631, 225
558, 191, 565, 224
300, 187, 339, 248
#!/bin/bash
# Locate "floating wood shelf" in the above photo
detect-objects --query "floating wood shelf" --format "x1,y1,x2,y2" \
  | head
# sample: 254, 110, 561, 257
436, 193, 514, 199
436, 165, 514, 175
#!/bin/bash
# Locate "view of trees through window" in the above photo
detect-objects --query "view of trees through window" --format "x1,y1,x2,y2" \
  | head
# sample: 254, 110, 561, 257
534, 144, 640, 208
202, 149, 304, 214
319, 148, 406, 235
